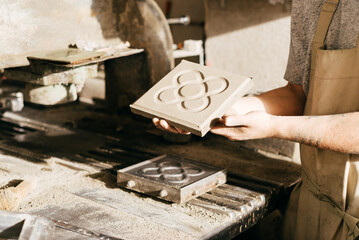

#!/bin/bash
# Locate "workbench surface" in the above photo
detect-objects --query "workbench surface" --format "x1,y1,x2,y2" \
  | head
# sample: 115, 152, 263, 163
0, 103, 301, 239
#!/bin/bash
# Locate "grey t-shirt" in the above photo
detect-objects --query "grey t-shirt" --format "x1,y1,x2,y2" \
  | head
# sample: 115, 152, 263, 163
284, 0, 359, 95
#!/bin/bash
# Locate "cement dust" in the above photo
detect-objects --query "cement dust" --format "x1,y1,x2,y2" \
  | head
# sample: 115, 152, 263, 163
173, 203, 229, 225
0, 153, 229, 239
0, 188, 18, 211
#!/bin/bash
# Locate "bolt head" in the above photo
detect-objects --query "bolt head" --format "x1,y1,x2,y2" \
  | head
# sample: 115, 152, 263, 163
127, 180, 136, 188
192, 190, 199, 196
159, 189, 168, 197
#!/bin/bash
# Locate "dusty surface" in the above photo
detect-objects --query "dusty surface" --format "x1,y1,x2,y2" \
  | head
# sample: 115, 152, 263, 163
2, 102, 301, 188
0, 188, 18, 211
0, 152, 231, 239
0, 101, 300, 239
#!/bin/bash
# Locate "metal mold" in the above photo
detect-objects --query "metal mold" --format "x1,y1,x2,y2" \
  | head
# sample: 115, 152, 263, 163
117, 155, 227, 203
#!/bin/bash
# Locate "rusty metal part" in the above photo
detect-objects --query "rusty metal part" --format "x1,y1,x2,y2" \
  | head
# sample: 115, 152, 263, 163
116, 0, 174, 86
105, 0, 174, 111
117, 155, 227, 203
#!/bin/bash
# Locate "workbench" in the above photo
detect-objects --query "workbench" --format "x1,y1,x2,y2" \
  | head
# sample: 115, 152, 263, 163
0, 102, 301, 239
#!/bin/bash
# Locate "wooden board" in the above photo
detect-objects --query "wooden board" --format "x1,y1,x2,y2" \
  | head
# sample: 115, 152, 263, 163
130, 60, 253, 136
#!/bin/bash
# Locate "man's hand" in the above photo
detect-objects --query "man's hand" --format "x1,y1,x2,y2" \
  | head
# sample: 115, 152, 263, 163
152, 95, 267, 135
152, 82, 305, 137
209, 82, 306, 141
152, 118, 191, 134
210, 111, 276, 141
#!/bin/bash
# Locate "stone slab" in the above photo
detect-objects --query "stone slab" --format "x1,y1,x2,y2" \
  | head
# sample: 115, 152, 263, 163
27, 49, 104, 64
25, 83, 77, 106
130, 60, 253, 136
5, 64, 97, 86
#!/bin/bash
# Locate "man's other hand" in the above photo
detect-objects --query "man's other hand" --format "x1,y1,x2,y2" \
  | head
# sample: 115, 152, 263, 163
210, 111, 276, 141
152, 118, 191, 135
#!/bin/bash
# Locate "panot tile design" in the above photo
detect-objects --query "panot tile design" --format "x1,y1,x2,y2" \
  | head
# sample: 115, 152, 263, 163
117, 155, 227, 203
130, 60, 253, 136
155, 69, 228, 113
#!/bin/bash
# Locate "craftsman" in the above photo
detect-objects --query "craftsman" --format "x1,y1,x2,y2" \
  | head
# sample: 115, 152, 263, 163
153, 0, 359, 239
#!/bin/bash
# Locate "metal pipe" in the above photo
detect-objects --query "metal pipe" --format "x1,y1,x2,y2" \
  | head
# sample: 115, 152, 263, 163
167, 15, 191, 25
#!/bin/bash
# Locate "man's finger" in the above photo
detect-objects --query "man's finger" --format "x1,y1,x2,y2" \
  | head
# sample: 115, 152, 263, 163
159, 119, 179, 134
153, 118, 160, 125
174, 127, 191, 135
153, 118, 171, 132
210, 124, 230, 135
223, 115, 245, 127
153, 118, 164, 129
209, 127, 224, 135
153, 118, 160, 128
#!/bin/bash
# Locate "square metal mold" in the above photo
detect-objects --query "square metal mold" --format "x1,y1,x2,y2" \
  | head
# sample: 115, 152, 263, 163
130, 60, 253, 136
117, 155, 227, 203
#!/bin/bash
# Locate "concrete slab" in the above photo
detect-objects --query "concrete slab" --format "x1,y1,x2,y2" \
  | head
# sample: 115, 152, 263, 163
130, 60, 253, 136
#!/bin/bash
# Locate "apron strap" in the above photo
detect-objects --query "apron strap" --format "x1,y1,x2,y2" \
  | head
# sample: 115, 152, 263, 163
311, 0, 340, 69
302, 169, 359, 240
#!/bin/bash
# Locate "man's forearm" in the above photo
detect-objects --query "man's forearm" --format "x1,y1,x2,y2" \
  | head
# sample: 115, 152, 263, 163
256, 82, 306, 116
272, 112, 359, 154
232, 82, 306, 116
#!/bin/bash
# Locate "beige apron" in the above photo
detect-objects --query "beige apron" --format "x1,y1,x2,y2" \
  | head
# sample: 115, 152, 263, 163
283, 0, 359, 239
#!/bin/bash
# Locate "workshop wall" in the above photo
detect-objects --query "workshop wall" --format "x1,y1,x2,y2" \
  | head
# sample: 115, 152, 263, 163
205, 0, 291, 93
155, 0, 291, 93
0, 0, 124, 69
154, 0, 205, 44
